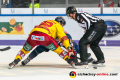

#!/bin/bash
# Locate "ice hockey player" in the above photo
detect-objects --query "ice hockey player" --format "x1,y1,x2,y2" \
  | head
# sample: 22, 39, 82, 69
21, 31, 94, 66
9, 17, 76, 69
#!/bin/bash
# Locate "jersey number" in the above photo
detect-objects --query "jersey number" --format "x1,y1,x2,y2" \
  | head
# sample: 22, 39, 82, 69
40, 21, 53, 27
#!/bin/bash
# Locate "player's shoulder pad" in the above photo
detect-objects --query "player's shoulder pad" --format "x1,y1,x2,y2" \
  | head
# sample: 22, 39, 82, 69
34, 25, 39, 28
66, 33, 72, 38
52, 20, 59, 24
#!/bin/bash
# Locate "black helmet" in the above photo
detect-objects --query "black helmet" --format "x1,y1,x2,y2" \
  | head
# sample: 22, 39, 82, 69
66, 6, 77, 17
55, 17, 66, 26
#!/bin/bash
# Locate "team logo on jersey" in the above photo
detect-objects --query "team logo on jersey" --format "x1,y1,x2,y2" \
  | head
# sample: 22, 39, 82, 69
104, 20, 120, 37
31, 35, 44, 41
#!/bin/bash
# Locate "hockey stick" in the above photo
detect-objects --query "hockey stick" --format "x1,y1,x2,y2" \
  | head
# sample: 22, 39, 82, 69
0, 46, 11, 51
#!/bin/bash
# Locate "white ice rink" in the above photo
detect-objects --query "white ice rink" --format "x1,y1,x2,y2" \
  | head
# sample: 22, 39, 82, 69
0, 46, 120, 80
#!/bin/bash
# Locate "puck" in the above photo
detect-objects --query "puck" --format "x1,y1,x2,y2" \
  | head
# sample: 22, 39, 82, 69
93, 67, 97, 69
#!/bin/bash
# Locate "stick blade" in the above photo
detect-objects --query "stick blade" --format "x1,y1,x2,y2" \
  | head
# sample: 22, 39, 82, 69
0, 46, 11, 51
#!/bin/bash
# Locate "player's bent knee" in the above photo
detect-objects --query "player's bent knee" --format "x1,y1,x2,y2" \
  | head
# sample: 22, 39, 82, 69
53, 46, 70, 60
53, 46, 63, 55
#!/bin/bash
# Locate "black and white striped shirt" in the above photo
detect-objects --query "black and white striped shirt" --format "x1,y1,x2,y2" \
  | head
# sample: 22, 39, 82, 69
75, 12, 102, 30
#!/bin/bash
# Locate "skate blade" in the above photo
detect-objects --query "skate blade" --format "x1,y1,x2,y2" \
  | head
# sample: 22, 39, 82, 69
71, 63, 77, 69
74, 65, 88, 69
93, 63, 105, 67
8, 65, 15, 69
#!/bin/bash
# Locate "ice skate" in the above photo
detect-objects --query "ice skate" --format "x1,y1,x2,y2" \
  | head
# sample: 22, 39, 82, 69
65, 58, 77, 69
8, 58, 20, 69
87, 58, 95, 63
21, 57, 31, 66
92, 60, 105, 67
76, 53, 95, 63
75, 61, 88, 69
69, 61, 77, 69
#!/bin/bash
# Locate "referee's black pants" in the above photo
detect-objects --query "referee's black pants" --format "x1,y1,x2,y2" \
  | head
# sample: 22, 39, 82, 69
79, 20, 107, 62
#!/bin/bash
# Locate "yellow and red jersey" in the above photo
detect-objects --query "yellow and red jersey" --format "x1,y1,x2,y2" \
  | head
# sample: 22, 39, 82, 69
30, 20, 70, 49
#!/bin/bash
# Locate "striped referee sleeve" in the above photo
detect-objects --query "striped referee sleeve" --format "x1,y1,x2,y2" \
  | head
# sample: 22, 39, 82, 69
81, 13, 91, 30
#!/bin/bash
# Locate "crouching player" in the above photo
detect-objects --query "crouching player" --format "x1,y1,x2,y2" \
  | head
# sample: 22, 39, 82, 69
9, 17, 76, 69
21, 31, 94, 66
55, 32, 94, 65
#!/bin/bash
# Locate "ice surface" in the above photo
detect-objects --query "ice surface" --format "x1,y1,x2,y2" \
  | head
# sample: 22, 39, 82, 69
0, 46, 120, 78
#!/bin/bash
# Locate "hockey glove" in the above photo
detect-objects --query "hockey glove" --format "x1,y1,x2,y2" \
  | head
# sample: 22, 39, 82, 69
67, 47, 76, 59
